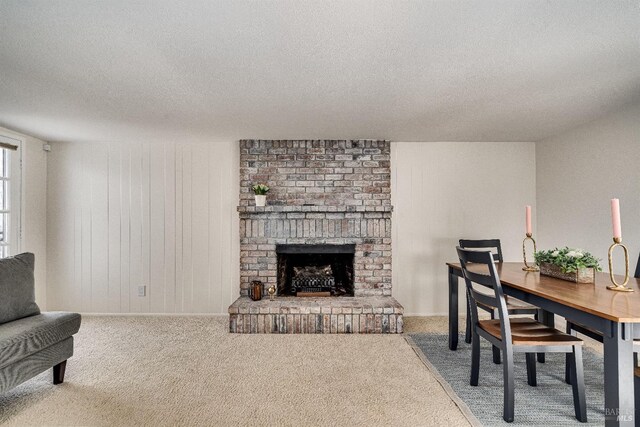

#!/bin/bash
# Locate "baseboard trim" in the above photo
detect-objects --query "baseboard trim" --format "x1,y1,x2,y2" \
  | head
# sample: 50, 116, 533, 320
80, 312, 229, 317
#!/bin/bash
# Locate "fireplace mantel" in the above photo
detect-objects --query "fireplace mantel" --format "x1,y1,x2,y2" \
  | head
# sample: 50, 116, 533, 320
238, 205, 393, 214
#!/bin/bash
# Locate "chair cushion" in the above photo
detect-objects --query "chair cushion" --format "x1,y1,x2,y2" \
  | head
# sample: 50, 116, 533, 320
0, 253, 40, 324
0, 312, 81, 369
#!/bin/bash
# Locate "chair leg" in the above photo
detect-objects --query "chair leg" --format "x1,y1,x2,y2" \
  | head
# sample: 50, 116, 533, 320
493, 345, 502, 365
569, 346, 587, 422
470, 329, 480, 386
465, 296, 472, 344
53, 360, 67, 385
491, 311, 501, 364
536, 309, 545, 363
525, 353, 537, 386
502, 347, 515, 423
565, 321, 574, 384
565, 354, 572, 384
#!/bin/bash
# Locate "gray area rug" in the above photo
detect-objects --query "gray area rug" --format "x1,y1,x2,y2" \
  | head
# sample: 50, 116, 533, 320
407, 333, 605, 426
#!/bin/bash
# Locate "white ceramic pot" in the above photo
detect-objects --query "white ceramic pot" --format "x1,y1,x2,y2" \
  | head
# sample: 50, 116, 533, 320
254, 194, 267, 207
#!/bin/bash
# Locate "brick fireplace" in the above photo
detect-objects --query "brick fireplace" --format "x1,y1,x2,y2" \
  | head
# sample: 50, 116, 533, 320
228, 140, 403, 333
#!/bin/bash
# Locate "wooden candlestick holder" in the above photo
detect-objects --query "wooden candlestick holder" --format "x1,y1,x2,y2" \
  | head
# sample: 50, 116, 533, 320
607, 237, 633, 292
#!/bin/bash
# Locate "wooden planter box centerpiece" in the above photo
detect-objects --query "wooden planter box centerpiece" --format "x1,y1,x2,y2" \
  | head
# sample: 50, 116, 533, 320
539, 262, 595, 284
535, 247, 601, 284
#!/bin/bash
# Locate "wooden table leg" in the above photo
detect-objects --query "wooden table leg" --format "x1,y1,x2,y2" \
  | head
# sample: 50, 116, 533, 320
540, 309, 555, 328
603, 321, 634, 426
449, 266, 459, 351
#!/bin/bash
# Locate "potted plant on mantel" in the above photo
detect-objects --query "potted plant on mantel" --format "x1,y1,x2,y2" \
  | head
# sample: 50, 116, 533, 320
534, 247, 602, 283
252, 183, 269, 207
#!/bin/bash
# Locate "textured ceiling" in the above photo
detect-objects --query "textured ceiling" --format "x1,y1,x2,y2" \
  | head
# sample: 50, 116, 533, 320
1, 0, 639, 143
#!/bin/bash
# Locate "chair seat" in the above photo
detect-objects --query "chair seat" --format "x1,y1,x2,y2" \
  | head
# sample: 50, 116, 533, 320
477, 295, 538, 312
480, 318, 583, 346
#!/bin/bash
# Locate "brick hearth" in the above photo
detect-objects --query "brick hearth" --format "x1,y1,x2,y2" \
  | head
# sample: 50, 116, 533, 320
229, 297, 403, 333
229, 140, 403, 333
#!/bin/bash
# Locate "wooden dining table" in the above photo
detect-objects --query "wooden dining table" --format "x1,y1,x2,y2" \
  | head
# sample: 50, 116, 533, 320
447, 262, 640, 426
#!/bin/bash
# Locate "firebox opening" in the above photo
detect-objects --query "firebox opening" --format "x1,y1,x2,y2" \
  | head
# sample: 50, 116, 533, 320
276, 244, 355, 297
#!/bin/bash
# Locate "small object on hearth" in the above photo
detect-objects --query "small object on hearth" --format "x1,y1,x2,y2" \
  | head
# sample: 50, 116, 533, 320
249, 280, 264, 301
267, 285, 276, 300
252, 183, 269, 207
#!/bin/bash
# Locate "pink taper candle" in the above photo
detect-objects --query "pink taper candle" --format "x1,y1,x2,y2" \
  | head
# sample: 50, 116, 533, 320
525, 205, 532, 235
611, 198, 622, 239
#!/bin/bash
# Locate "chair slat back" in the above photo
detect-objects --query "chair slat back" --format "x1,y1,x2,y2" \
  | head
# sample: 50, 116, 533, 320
459, 239, 503, 262
456, 246, 512, 346
635, 253, 640, 279
470, 285, 502, 310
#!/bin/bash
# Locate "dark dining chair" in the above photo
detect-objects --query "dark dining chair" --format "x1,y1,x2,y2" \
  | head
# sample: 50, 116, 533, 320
460, 239, 542, 364
458, 247, 587, 423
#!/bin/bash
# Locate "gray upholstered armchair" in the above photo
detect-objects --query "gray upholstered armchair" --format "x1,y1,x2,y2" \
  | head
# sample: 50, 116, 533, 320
0, 253, 81, 393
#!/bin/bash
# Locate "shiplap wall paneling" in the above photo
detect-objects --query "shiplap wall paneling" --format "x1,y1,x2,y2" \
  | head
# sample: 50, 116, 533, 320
107, 144, 121, 312
47, 141, 239, 313
162, 143, 176, 313
47, 142, 79, 310
191, 144, 209, 312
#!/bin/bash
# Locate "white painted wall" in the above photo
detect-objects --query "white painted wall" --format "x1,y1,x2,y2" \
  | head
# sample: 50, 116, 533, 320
537, 102, 640, 275
0, 126, 48, 308
46, 140, 536, 315
46, 141, 239, 313
392, 142, 537, 315
19, 105, 640, 316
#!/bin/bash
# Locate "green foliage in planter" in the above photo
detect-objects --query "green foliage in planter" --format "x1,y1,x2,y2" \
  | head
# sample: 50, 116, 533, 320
252, 183, 270, 195
534, 247, 602, 274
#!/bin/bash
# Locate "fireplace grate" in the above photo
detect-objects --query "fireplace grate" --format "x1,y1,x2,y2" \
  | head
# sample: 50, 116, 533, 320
292, 276, 335, 294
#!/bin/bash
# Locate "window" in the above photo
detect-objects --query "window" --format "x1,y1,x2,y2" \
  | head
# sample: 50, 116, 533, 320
0, 135, 21, 258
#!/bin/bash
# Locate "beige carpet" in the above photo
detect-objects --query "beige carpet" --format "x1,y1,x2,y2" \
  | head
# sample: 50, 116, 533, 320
0, 315, 470, 427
